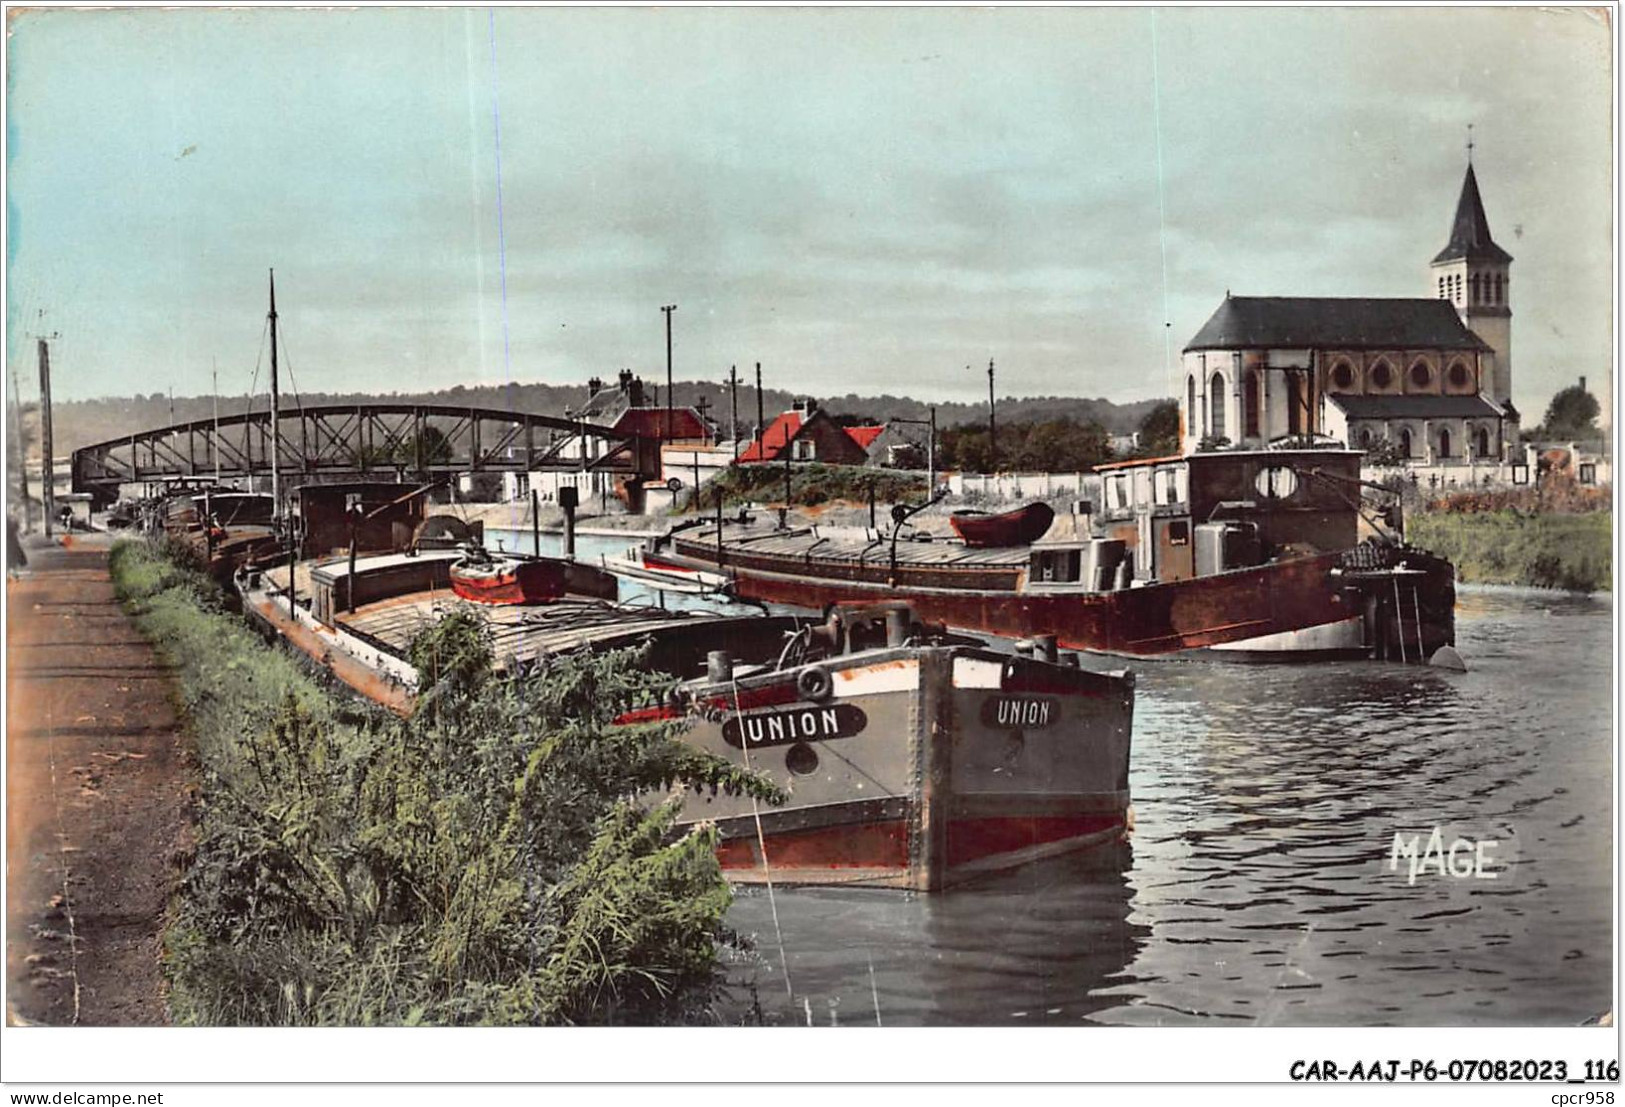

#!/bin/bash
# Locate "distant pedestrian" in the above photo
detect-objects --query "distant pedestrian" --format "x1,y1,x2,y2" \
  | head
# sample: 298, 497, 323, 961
7, 515, 27, 577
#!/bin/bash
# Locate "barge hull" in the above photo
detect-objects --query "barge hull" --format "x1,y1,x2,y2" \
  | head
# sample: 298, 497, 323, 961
664, 543, 1454, 662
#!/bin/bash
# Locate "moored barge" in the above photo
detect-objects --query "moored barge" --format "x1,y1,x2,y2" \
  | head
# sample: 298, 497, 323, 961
239, 551, 1134, 890
651, 448, 1456, 664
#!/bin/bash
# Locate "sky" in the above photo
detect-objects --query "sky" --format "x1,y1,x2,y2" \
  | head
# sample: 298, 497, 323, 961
4, 5, 1615, 423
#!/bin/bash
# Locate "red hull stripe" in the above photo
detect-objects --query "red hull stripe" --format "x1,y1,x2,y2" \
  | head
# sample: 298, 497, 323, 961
614, 682, 806, 725
945, 814, 1123, 867
716, 818, 910, 871
714, 813, 1126, 873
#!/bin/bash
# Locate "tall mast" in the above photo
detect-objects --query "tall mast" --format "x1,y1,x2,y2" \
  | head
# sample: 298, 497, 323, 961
268, 269, 280, 518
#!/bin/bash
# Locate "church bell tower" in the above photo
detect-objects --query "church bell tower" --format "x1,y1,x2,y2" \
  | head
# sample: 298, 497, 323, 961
1429, 147, 1513, 406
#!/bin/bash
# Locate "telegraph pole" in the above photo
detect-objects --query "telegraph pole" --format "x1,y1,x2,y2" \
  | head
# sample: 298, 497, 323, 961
987, 358, 998, 474
728, 364, 740, 460
660, 304, 677, 439
10, 363, 30, 532
38, 338, 55, 537
212, 360, 222, 484
755, 361, 765, 447
929, 405, 937, 491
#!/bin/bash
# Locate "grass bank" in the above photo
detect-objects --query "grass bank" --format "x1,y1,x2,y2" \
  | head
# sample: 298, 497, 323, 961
109, 538, 780, 1025
1407, 511, 1612, 593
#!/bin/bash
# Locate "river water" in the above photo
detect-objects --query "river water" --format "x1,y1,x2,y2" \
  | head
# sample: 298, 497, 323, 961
489, 529, 1613, 1026
719, 587, 1614, 1027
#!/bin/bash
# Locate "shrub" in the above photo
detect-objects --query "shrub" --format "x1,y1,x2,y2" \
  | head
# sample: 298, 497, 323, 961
110, 538, 783, 1025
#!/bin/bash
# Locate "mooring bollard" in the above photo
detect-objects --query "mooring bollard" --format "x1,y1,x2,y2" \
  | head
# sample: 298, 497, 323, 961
707, 650, 733, 684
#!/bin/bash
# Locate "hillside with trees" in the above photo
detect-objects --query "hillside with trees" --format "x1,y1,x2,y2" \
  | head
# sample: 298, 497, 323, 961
30, 381, 1167, 460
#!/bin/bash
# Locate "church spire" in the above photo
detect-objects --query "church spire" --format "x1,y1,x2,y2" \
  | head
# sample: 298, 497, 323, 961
1432, 161, 1513, 265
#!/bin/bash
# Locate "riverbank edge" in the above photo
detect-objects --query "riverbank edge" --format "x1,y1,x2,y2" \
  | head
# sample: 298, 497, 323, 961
103, 536, 769, 1026
1407, 510, 1612, 593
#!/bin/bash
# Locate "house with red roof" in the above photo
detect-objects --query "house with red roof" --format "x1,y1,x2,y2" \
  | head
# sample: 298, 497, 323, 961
612, 405, 712, 443
736, 399, 882, 467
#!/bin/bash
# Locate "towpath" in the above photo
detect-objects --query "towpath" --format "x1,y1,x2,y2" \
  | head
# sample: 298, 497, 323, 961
6, 533, 189, 1025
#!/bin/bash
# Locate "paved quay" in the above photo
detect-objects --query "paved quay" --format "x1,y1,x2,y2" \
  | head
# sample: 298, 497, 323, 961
6, 533, 189, 1025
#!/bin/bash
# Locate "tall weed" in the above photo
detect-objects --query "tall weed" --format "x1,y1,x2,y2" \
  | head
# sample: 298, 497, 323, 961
111, 538, 781, 1025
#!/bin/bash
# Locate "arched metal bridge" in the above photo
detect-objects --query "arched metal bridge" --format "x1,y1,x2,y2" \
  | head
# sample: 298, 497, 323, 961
71, 403, 659, 498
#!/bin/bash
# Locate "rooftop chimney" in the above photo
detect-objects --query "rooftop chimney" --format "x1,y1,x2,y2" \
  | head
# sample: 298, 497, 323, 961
793, 396, 818, 415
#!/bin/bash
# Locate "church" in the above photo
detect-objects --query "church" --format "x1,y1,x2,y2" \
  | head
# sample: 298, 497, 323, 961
1178, 160, 1518, 464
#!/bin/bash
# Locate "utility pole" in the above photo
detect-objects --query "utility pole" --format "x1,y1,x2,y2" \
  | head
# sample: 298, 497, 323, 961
660, 304, 677, 440
929, 405, 937, 491
692, 395, 712, 507
728, 364, 740, 460
987, 358, 998, 474
890, 409, 938, 494
38, 338, 55, 537
10, 363, 30, 532
268, 269, 281, 521
212, 359, 221, 484
755, 361, 765, 447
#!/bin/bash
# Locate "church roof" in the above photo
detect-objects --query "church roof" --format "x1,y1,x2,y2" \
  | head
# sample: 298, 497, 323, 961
1329, 393, 1505, 420
1185, 296, 1492, 353
1431, 164, 1513, 265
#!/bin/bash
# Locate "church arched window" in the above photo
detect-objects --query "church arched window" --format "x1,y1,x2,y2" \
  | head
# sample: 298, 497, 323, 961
1399, 429, 1412, 458
1469, 273, 1480, 304
1209, 373, 1227, 439
1359, 428, 1372, 448
1244, 371, 1261, 438
1370, 360, 1394, 390
1476, 426, 1490, 458
1438, 428, 1452, 458
1330, 361, 1355, 390
1438, 276, 1446, 299
1187, 375, 1196, 439
1409, 360, 1433, 389
1447, 361, 1471, 389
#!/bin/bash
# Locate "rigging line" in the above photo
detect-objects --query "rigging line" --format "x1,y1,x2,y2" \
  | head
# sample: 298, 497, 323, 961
1149, 9, 1175, 405
487, 9, 514, 392
276, 325, 305, 416
729, 673, 794, 1000
487, 7, 522, 534
245, 315, 269, 416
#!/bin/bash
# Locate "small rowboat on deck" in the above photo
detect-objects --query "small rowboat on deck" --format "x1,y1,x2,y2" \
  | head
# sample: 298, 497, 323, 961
448, 549, 567, 605
950, 502, 1055, 548
602, 548, 730, 595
